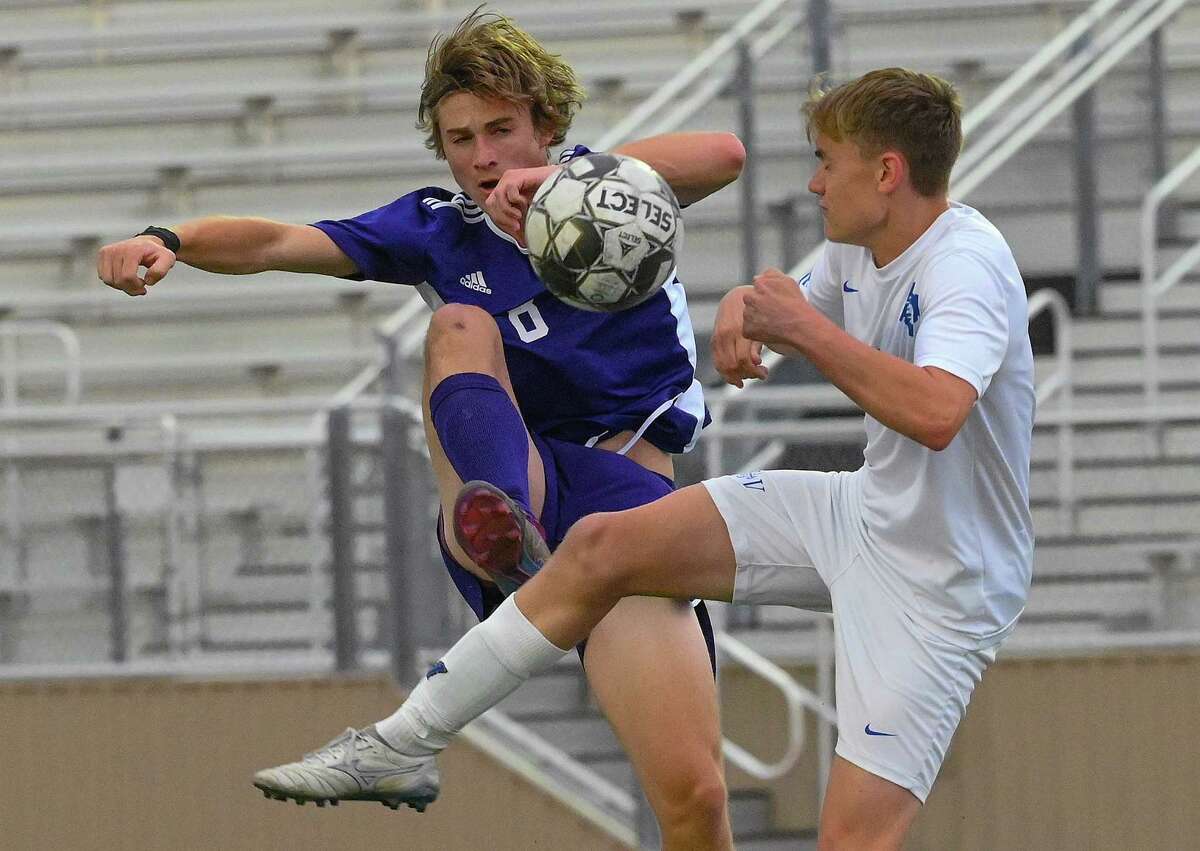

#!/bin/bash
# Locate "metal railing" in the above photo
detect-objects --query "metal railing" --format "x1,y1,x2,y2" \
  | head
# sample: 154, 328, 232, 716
717, 629, 836, 791
595, 0, 807, 283
1142, 142, 1200, 410
1027, 288, 1075, 534
0, 320, 81, 408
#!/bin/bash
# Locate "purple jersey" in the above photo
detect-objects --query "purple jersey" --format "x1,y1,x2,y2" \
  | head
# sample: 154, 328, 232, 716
311, 145, 707, 454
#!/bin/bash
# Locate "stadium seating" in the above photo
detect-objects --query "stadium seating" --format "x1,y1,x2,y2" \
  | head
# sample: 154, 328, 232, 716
2, 1, 1199, 845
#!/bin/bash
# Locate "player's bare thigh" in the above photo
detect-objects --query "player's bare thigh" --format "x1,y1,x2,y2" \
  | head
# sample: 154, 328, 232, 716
584, 596, 731, 848
521, 484, 738, 644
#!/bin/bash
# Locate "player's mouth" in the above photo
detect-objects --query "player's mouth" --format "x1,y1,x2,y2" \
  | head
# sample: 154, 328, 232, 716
479, 179, 499, 193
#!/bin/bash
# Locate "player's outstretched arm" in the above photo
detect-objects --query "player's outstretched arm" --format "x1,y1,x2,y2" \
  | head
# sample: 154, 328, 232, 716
97, 216, 356, 296
614, 132, 745, 206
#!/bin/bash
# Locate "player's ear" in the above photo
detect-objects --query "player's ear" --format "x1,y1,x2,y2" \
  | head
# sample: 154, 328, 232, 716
877, 150, 907, 195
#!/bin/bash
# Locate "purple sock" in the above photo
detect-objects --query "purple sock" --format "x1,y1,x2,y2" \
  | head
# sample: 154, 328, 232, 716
429, 372, 533, 513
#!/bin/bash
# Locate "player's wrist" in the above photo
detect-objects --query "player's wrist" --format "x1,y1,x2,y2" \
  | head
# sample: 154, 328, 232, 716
136, 226, 180, 254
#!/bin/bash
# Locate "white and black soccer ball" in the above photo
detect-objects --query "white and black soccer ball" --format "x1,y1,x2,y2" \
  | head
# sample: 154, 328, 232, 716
525, 153, 683, 312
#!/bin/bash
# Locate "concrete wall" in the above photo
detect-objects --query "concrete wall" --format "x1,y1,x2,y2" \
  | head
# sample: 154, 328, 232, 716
3, 651, 1198, 850
0, 675, 631, 851
720, 648, 1200, 850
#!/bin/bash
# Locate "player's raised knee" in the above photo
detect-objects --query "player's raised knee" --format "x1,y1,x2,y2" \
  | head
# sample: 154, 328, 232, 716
427, 302, 497, 342
555, 512, 639, 593
425, 303, 503, 373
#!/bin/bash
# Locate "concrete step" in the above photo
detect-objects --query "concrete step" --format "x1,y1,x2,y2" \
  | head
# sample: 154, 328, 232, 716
1034, 351, 1199, 388
586, 755, 636, 795
204, 606, 319, 644
1039, 386, 1200, 411
1031, 422, 1200, 464
495, 665, 592, 717
1023, 578, 1155, 621
736, 833, 819, 851
1029, 459, 1200, 502
729, 788, 774, 837
1099, 279, 1200, 315
1033, 497, 1200, 537
1069, 314, 1198, 353
1032, 540, 1152, 579
515, 713, 623, 761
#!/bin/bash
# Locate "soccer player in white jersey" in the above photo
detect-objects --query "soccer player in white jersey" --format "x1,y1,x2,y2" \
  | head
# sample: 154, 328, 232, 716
248, 67, 1034, 848
98, 9, 746, 848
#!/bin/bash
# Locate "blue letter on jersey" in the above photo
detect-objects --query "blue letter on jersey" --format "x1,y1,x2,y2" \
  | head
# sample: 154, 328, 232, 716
899, 281, 921, 336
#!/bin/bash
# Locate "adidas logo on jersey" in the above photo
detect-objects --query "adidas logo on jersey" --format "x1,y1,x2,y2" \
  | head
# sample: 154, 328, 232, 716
459, 271, 492, 295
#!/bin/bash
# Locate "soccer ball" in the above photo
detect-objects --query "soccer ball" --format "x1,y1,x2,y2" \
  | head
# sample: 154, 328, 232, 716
525, 153, 683, 312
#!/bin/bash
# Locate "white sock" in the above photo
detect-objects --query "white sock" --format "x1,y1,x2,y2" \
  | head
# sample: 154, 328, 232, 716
375, 595, 570, 755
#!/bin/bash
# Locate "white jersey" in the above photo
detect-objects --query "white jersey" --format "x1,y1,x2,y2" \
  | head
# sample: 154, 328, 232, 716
801, 202, 1035, 646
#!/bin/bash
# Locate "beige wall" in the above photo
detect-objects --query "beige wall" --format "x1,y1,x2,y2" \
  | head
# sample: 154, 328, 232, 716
721, 649, 1200, 851
4, 651, 1198, 851
0, 675, 631, 851
912, 651, 1200, 851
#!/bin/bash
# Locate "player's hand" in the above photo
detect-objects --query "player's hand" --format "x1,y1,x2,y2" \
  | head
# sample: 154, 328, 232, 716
97, 236, 176, 296
484, 164, 560, 247
742, 267, 811, 355
712, 286, 768, 388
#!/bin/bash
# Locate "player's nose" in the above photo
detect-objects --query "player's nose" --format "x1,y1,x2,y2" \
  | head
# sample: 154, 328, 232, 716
473, 139, 499, 169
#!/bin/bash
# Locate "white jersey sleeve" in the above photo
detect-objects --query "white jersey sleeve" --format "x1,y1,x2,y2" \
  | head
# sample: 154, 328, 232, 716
797, 245, 844, 329
912, 252, 1010, 397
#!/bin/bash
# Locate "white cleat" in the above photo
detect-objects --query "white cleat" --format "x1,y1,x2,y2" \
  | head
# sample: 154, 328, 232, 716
253, 727, 439, 812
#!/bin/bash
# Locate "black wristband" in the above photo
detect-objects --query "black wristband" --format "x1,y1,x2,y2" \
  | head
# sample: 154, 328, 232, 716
137, 226, 181, 254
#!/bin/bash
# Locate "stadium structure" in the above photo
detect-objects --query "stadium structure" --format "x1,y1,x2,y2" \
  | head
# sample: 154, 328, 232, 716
1, 1, 1198, 848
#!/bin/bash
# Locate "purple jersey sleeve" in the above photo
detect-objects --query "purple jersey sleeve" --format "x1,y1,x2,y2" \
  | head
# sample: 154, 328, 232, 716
310, 189, 455, 284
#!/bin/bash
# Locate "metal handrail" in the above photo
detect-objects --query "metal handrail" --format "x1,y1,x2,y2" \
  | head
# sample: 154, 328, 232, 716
1028, 288, 1073, 409
958, 0, 1125, 139
1142, 143, 1200, 409
594, 0, 797, 150
0, 320, 81, 408
955, 0, 1158, 179
1027, 288, 1074, 534
954, 0, 1189, 199
640, 9, 802, 141
327, 290, 428, 410
717, 631, 837, 782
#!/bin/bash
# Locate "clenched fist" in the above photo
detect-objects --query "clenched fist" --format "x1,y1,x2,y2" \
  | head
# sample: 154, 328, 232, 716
742, 267, 812, 353
97, 236, 176, 296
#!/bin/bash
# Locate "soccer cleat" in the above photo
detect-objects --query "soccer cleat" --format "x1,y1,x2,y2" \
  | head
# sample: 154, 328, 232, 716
452, 480, 550, 593
252, 727, 439, 812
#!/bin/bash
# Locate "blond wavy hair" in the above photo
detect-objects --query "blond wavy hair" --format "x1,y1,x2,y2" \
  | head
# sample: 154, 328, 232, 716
418, 7, 585, 159
803, 68, 962, 196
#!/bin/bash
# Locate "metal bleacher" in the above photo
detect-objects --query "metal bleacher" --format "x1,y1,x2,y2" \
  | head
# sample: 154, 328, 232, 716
3, 1, 1200, 847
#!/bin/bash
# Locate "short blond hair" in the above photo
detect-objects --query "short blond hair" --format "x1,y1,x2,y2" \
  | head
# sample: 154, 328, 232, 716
803, 68, 962, 196
417, 7, 585, 159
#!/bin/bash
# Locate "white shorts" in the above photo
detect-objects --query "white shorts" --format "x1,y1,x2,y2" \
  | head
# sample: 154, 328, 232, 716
703, 469, 996, 802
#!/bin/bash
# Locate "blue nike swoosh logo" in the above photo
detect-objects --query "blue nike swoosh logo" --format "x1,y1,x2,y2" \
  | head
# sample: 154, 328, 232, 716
843, 281, 858, 293
864, 724, 897, 737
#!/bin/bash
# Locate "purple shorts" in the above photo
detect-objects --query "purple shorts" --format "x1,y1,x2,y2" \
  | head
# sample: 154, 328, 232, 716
437, 434, 715, 670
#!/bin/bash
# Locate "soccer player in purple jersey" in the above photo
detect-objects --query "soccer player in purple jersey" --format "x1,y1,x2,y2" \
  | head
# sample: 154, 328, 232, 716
98, 9, 743, 849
